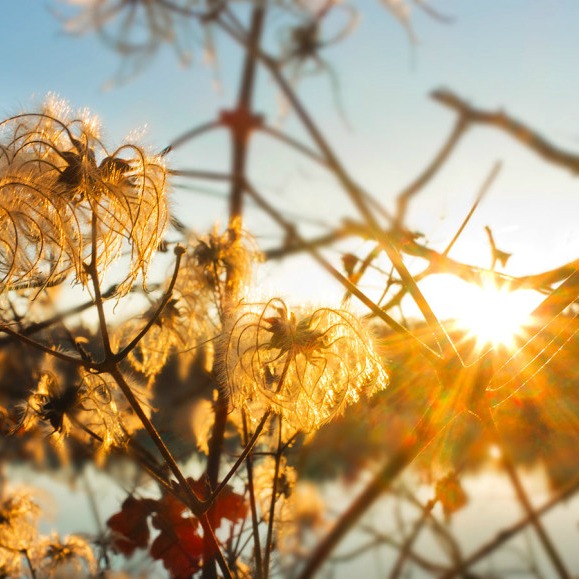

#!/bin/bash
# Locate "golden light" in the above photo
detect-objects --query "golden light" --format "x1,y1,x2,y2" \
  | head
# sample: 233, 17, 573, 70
454, 279, 533, 348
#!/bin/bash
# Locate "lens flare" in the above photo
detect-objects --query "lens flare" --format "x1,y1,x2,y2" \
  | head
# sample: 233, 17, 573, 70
456, 280, 533, 348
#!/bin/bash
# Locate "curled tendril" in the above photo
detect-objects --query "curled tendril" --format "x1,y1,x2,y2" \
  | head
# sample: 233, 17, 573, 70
220, 298, 389, 431
0, 97, 169, 296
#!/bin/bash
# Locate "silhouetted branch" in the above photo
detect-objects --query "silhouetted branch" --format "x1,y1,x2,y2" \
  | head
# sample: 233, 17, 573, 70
396, 115, 469, 225
441, 475, 579, 578
432, 89, 579, 174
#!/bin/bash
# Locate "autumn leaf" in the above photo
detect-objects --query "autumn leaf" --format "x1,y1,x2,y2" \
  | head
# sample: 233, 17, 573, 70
151, 492, 203, 578
209, 485, 248, 527
106, 496, 156, 556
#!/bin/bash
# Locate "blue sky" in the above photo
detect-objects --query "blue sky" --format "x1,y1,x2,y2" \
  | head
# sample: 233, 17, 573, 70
1, 1, 578, 316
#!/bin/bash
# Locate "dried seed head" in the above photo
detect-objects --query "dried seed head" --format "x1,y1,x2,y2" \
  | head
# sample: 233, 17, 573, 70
0, 492, 40, 555
192, 219, 261, 302
38, 533, 97, 577
219, 298, 389, 431
19, 369, 129, 456
0, 97, 170, 296
58, 0, 218, 81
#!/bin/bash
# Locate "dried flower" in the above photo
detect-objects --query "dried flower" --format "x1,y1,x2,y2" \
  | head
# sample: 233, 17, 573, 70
192, 219, 261, 303
19, 370, 129, 455
220, 298, 389, 431
0, 97, 169, 296
59, 0, 221, 80
37, 533, 97, 578
0, 492, 40, 565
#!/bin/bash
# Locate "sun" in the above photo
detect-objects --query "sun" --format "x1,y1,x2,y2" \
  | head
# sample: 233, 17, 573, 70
453, 279, 534, 348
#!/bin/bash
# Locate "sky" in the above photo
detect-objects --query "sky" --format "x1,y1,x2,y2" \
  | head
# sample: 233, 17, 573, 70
1, 0, 578, 320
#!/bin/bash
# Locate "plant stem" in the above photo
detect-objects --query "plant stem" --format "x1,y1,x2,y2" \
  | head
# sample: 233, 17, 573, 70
22, 549, 37, 579
263, 417, 283, 579
243, 411, 264, 579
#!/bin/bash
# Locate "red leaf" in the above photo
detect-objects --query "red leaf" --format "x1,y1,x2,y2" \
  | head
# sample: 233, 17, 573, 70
209, 485, 248, 527
107, 496, 156, 556
151, 514, 204, 578
151, 492, 194, 531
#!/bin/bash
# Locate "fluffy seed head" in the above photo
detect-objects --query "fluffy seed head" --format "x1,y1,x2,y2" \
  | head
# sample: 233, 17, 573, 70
219, 298, 389, 431
0, 97, 169, 295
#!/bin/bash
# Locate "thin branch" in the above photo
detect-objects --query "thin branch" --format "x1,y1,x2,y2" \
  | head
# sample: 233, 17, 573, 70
170, 169, 232, 181
209, 411, 270, 504
87, 213, 113, 357
442, 475, 579, 578
443, 161, 502, 256
0, 284, 117, 348
0, 324, 86, 366
396, 115, 469, 225
258, 125, 329, 167
161, 120, 222, 156
263, 417, 283, 579
114, 246, 184, 363
243, 411, 264, 579
432, 89, 579, 174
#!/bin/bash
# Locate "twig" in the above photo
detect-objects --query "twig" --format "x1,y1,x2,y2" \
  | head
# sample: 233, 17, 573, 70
210, 411, 270, 504
161, 120, 221, 156
441, 475, 579, 578
432, 89, 579, 174
243, 411, 264, 579
389, 497, 436, 579
396, 115, 469, 226
0, 324, 85, 366
263, 416, 283, 579
114, 246, 184, 363
443, 161, 502, 256
87, 212, 113, 358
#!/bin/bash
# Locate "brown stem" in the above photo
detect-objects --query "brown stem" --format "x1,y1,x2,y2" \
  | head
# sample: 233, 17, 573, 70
263, 417, 283, 578
88, 212, 112, 358
210, 411, 270, 504
432, 89, 579, 175
161, 120, 222, 156
114, 246, 184, 363
441, 475, 579, 578
243, 411, 264, 579
0, 324, 85, 366
228, 2, 265, 219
